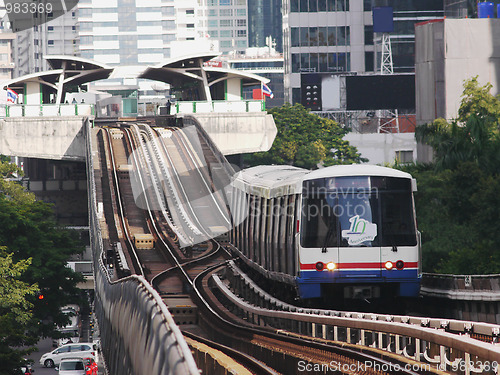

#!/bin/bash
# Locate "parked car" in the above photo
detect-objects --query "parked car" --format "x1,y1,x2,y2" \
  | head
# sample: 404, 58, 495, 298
56, 358, 86, 375
83, 357, 98, 375
16, 363, 34, 375
39, 343, 96, 368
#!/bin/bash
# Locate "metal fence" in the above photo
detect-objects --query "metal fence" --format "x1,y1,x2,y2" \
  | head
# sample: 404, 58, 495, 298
85, 120, 199, 375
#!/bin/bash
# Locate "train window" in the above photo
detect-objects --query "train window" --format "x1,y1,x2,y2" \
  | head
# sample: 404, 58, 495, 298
301, 196, 339, 248
380, 192, 417, 246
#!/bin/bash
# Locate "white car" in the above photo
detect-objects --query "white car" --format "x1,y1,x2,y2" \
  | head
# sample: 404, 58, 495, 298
39, 343, 96, 368
56, 358, 86, 375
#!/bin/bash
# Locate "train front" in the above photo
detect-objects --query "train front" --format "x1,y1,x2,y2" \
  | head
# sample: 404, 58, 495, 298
297, 166, 421, 301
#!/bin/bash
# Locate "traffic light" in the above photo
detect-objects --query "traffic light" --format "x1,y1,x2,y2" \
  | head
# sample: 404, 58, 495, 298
301, 74, 322, 111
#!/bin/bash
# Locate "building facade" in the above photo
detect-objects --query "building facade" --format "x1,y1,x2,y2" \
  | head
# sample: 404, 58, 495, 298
201, 0, 249, 55
247, 0, 282, 52
283, 0, 443, 106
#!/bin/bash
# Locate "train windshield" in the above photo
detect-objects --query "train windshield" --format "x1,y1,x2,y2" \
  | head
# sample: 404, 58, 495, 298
301, 176, 416, 248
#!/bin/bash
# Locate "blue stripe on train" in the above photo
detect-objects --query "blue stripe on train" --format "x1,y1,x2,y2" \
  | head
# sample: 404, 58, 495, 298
296, 269, 421, 299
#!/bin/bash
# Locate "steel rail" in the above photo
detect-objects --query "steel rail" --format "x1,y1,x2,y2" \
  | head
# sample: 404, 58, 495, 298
104, 127, 144, 278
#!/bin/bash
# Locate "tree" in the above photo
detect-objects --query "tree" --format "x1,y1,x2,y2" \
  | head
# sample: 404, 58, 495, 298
0, 159, 84, 338
244, 103, 367, 169
0, 248, 38, 375
415, 77, 500, 172
405, 77, 500, 274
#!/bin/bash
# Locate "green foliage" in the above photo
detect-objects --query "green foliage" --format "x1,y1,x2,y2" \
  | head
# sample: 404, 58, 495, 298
405, 77, 500, 274
0, 248, 38, 374
244, 103, 367, 169
0, 159, 84, 339
415, 77, 500, 173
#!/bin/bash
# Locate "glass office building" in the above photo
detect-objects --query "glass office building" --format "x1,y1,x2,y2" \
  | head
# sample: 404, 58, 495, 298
283, 0, 443, 105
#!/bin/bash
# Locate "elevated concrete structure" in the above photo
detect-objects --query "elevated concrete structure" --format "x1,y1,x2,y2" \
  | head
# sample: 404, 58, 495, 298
192, 112, 276, 155
0, 116, 88, 161
0, 53, 277, 160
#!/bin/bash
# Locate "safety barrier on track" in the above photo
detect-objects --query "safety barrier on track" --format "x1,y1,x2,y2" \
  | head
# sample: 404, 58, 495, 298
421, 273, 500, 301
85, 120, 199, 375
216, 261, 500, 373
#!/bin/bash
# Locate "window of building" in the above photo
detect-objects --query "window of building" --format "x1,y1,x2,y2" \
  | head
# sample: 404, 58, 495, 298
220, 40, 232, 48
365, 51, 374, 72
364, 0, 371, 11
162, 6, 175, 15
220, 19, 233, 27
292, 88, 301, 105
309, 27, 318, 46
208, 9, 217, 16
395, 150, 413, 164
235, 0, 246, 4
79, 8, 92, 17
365, 25, 373, 45
291, 0, 299, 12
236, 8, 246, 16
300, 0, 308, 12
220, 30, 233, 37
310, 52, 318, 72
318, 0, 326, 11
236, 19, 246, 27
318, 27, 327, 46
300, 27, 308, 46
292, 54, 300, 73
220, 0, 232, 5
162, 34, 176, 42
237, 29, 246, 37
48, 40, 54, 45
48, 26, 54, 31
220, 9, 233, 16
309, 0, 318, 12
162, 20, 175, 29
319, 53, 328, 72
209, 30, 218, 37
208, 20, 218, 28
291, 28, 299, 47
186, 23, 195, 28
186, 9, 194, 15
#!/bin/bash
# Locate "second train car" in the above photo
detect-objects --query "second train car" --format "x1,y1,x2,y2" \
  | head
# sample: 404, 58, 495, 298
229, 164, 421, 300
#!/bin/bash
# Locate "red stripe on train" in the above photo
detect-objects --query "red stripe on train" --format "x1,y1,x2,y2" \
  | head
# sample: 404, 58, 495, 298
300, 262, 418, 270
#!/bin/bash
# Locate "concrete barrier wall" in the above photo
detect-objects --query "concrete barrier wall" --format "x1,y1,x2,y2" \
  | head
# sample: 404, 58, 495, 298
0, 117, 87, 161
191, 112, 277, 155
85, 122, 199, 375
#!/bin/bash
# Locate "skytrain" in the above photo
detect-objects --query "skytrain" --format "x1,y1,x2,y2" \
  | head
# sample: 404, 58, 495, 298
229, 164, 421, 300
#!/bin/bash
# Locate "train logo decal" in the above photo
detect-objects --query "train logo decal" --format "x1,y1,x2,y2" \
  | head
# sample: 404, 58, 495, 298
342, 215, 377, 245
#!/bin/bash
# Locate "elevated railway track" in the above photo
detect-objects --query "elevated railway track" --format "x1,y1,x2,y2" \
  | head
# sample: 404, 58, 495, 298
89, 118, 500, 374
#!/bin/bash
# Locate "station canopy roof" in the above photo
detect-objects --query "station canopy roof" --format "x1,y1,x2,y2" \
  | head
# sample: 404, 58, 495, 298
3, 52, 270, 93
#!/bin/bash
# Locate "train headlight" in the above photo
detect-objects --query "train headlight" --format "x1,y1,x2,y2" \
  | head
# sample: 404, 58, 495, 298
326, 262, 336, 271
396, 260, 405, 270
384, 261, 394, 270
315, 262, 325, 271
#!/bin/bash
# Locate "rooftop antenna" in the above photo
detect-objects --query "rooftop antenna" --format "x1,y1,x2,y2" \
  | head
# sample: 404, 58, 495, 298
373, 6, 398, 133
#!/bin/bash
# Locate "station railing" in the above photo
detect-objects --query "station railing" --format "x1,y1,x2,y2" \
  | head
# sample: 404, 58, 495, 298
0, 104, 95, 117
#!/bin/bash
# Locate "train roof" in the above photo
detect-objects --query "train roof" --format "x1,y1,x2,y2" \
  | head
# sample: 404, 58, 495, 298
304, 164, 413, 180
234, 164, 414, 199
232, 165, 308, 198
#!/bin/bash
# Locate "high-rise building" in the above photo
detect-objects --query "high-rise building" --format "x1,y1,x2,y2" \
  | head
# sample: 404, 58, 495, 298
12, 9, 78, 77
247, 0, 282, 52
202, 0, 249, 55
282, 0, 443, 105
